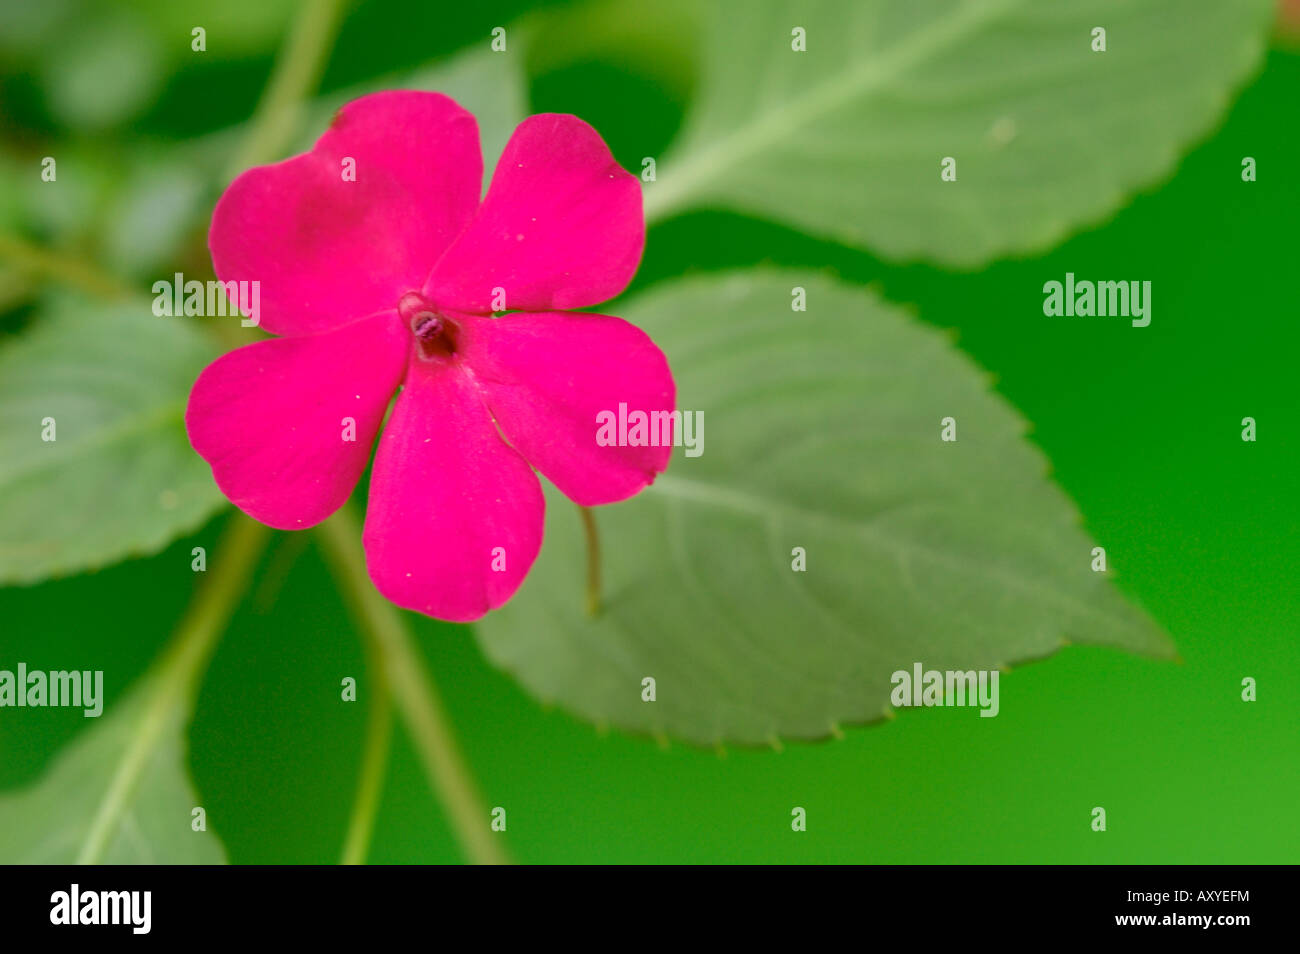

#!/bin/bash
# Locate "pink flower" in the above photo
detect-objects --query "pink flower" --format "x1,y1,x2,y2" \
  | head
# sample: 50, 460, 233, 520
186, 92, 674, 621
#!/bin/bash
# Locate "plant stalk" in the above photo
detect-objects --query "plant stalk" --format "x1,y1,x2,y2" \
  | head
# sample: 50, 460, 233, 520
77, 515, 269, 864
316, 507, 511, 866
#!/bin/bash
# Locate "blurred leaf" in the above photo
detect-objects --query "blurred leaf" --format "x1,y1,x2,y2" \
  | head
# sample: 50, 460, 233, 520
0, 0, 75, 57
0, 677, 226, 863
0, 148, 120, 242
0, 295, 224, 584
40, 10, 163, 129
645, 0, 1272, 265
103, 159, 207, 276
477, 273, 1173, 744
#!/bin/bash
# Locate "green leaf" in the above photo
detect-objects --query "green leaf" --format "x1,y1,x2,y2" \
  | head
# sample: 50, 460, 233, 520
0, 677, 226, 863
39, 10, 163, 130
0, 296, 224, 584
476, 273, 1173, 745
644, 0, 1271, 265
103, 159, 207, 277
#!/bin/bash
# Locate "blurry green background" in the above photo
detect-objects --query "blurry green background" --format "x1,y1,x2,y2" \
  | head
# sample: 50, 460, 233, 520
0, 0, 1296, 863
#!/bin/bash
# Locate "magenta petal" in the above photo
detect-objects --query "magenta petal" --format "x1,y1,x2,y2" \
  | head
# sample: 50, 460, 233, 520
211, 91, 482, 337
424, 114, 644, 315
362, 364, 544, 622
186, 313, 408, 529
458, 311, 675, 506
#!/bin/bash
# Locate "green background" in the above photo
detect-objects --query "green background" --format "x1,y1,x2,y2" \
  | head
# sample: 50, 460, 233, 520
1, 0, 1296, 863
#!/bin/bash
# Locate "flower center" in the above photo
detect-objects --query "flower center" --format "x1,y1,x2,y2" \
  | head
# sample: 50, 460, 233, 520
398, 291, 457, 361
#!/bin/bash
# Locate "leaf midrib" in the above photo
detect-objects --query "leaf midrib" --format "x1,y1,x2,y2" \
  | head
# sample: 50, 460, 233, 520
648, 473, 1146, 636
645, 0, 1025, 220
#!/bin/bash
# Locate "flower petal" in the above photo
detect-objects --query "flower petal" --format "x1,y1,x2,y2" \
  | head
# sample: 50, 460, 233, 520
186, 312, 408, 529
458, 311, 675, 505
211, 91, 482, 337
363, 363, 544, 622
424, 114, 643, 315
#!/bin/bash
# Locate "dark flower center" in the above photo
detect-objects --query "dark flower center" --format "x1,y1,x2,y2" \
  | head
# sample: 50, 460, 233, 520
398, 291, 457, 360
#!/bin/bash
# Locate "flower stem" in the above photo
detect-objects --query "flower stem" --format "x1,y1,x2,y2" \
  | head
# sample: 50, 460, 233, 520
226, 0, 347, 180
0, 232, 137, 301
316, 506, 511, 866
339, 644, 393, 865
578, 505, 603, 617
77, 514, 269, 865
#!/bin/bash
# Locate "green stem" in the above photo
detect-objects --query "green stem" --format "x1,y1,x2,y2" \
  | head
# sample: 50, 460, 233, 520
578, 505, 602, 617
339, 631, 393, 865
0, 233, 136, 301
77, 515, 269, 865
226, 0, 347, 180
316, 506, 511, 866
